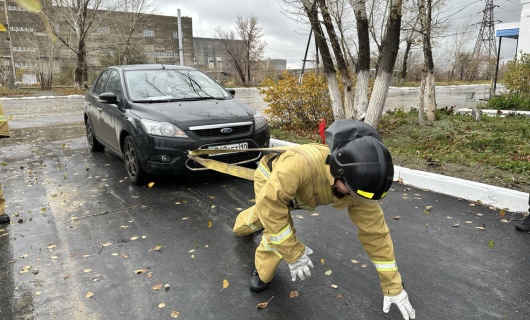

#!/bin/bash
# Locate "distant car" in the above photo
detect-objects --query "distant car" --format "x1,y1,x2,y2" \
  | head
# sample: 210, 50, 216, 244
84, 64, 270, 184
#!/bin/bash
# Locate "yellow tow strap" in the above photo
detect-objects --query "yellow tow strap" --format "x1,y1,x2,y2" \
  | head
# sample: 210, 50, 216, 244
187, 146, 299, 181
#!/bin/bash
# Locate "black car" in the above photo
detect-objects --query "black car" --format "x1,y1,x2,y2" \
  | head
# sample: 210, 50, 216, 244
84, 64, 270, 184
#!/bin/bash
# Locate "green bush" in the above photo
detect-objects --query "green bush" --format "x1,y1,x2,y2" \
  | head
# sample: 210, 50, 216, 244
259, 71, 333, 132
486, 94, 530, 111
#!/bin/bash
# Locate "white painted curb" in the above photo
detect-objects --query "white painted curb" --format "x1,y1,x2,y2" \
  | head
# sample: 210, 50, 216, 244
270, 138, 528, 213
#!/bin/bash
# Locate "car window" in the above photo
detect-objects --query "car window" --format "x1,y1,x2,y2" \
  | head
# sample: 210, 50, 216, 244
93, 70, 111, 95
125, 69, 231, 101
105, 70, 123, 101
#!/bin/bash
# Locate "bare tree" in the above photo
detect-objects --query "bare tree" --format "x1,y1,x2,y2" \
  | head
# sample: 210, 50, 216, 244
36, 0, 113, 89
447, 21, 474, 81
300, 0, 345, 120
317, 0, 355, 119
215, 15, 266, 86
101, 0, 155, 66
363, 0, 403, 128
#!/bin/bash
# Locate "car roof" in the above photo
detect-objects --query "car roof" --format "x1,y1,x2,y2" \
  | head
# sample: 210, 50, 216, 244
109, 64, 196, 72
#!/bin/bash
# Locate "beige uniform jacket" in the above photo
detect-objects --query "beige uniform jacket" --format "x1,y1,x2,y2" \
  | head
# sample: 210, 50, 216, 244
0, 103, 9, 138
255, 144, 403, 295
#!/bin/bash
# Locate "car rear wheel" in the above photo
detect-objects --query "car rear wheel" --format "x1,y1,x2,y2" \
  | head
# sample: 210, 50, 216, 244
123, 136, 147, 185
86, 120, 104, 152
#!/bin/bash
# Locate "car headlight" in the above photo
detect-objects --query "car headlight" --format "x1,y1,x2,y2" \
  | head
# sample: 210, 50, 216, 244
140, 119, 189, 138
254, 112, 268, 130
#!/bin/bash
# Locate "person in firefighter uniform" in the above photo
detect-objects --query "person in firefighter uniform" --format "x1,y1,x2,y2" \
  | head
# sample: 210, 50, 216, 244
233, 119, 415, 320
0, 102, 10, 224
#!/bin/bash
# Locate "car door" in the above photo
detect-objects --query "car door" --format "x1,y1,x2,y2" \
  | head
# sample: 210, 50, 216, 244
86, 69, 111, 144
98, 69, 125, 153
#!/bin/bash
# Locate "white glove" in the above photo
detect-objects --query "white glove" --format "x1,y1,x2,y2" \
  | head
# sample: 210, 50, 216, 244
287, 246, 314, 281
383, 289, 416, 320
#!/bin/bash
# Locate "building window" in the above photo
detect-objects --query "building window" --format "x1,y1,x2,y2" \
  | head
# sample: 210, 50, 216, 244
207, 57, 214, 63
173, 31, 179, 39
8, 6, 26, 11
13, 47, 36, 52
96, 27, 110, 34
143, 29, 154, 37
10, 26, 34, 32
216, 56, 222, 62
15, 62, 37, 67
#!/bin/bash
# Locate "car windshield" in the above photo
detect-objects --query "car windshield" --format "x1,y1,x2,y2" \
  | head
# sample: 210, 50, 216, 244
125, 69, 231, 101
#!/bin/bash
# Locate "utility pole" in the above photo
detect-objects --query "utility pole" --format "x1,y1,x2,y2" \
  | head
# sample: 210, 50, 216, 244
3, 1, 16, 86
471, 0, 498, 97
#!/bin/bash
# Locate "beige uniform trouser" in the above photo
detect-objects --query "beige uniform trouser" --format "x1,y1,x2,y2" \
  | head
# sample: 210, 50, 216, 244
233, 154, 292, 283
0, 189, 5, 215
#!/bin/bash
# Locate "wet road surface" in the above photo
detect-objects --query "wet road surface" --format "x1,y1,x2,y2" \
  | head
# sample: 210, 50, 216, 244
0, 93, 529, 319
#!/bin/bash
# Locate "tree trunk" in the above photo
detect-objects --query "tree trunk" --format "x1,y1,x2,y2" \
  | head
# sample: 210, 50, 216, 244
317, 0, 354, 119
364, 0, 403, 129
301, 0, 345, 120
400, 39, 412, 83
351, 0, 370, 119
419, 0, 436, 122
418, 68, 426, 126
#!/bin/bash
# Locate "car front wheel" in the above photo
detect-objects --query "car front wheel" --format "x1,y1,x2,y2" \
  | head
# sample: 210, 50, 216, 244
123, 136, 147, 185
86, 120, 104, 152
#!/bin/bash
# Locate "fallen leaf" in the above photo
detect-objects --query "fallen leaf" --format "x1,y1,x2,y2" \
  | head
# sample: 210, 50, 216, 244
102, 242, 112, 247
121, 253, 130, 259
170, 310, 180, 318
35, 291, 41, 296
210, 205, 216, 209
84, 269, 92, 273
311, 213, 319, 216
86, 291, 94, 298
465, 221, 473, 224
296, 214, 304, 219
257, 302, 269, 309
361, 264, 368, 268
133, 268, 148, 274
207, 220, 212, 228
453, 223, 460, 227
152, 284, 163, 291
392, 216, 400, 220
423, 210, 430, 215
19, 265, 32, 274
320, 258, 325, 265
147, 182, 155, 189
397, 177, 403, 184
209, 196, 216, 199
158, 302, 165, 309
222, 279, 229, 289
324, 269, 332, 276
500, 219, 509, 223
499, 210, 506, 218
50, 256, 59, 260
336, 293, 343, 300
47, 243, 56, 250
476, 224, 486, 230
165, 284, 170, 290
131, 236, 139, 240
20, 254, 29, 259
351, 259, 358, 264
111, 253, 119, 256
488, 239, 495, 249
149, 244, 164, 252
289, 291, 299, 298
331, 284, 338, 289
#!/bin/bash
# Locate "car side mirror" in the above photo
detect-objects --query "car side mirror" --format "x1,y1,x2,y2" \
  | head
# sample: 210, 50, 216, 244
227, 89, 235, 96
99, 92, 118, 104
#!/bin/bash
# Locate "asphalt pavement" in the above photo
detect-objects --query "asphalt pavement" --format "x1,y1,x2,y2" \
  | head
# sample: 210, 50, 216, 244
0, 94, 529, 319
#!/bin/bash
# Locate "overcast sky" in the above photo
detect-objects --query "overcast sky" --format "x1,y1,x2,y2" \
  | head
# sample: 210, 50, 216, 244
154, 0, 523, 69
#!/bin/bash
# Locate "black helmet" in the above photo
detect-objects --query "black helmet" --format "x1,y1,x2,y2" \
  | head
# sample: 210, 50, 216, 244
325, 120, 393, 200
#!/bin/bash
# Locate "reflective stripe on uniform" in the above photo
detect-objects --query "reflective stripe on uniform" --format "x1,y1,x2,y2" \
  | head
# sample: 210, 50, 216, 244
262, 235, 282, 258
246, 207, 261, 231
257, 162, 271, 180
269, 224, 293, 244
372, 260, 398, 272
357, 190, 375, 199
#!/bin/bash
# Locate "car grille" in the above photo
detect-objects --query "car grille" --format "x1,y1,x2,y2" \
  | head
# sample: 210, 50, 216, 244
191, 125, 252, 137
186, 151, 261, 170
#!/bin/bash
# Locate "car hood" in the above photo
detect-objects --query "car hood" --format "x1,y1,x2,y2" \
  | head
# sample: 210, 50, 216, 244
129, 98, 255, 128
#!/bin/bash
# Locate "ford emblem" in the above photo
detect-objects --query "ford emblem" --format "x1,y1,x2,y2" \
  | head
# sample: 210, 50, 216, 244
220, 128, 233, 134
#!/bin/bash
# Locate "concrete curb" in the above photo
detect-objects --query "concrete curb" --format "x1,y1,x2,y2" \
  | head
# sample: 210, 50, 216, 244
270, 138, 528, 213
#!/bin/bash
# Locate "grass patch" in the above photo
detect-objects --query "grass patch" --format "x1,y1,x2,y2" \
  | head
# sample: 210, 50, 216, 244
270, 109, 530, 193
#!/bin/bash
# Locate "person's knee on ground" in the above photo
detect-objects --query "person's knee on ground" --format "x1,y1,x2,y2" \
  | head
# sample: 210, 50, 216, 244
233, 206, 263, 236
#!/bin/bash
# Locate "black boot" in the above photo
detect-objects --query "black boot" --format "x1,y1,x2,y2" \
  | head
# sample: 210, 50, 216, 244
515, 194, 530, 232
0, 214, 9, 224
515, 215, 530, 232
249, 268, 269, 292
